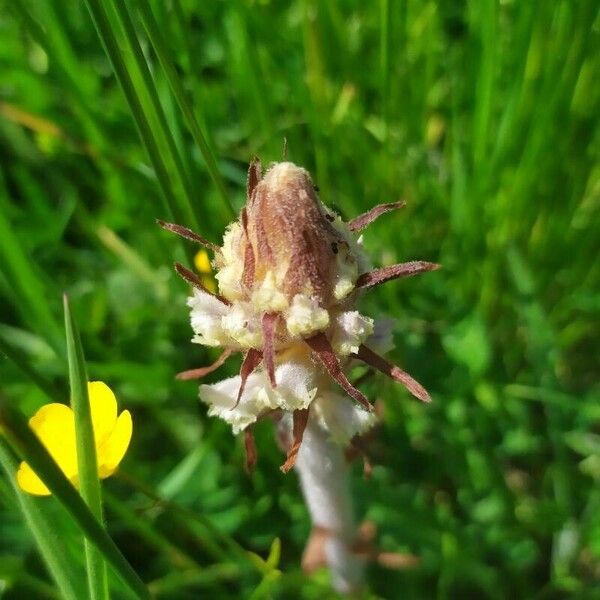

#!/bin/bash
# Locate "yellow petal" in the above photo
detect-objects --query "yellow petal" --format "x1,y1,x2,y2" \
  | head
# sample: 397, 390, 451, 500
201, 274, 217, 293
28, 403, 78, 479
98, 410, 132, 479
16, 462, 51, 496
194, 249, 213, 274
88, 381, 118, 448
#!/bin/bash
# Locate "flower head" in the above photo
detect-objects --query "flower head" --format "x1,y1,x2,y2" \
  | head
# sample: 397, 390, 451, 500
17, 382, 132, 496
160, 159, 438, 471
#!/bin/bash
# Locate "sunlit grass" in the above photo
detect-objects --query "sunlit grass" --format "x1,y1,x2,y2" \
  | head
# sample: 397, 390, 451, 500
0, 1, 598, 598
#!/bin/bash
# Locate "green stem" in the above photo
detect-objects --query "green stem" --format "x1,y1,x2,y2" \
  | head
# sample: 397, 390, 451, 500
63, 295, 109, 600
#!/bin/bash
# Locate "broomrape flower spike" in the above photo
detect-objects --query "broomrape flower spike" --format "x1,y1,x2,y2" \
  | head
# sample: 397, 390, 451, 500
160, 159, 438, 457
17, 382, 132, 496
160, 159, 438, 593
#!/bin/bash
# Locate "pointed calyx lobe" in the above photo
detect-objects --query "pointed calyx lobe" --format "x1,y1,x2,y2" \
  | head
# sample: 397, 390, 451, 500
305, 332, 373, 412
247, 157, 262, 203
356, 261, 440, 290
352, 345, 431, 403
174, 262, 230, 304
240, 208, 256, 291
280, 408, 310, 473
234, 348, 263, 408
157, 219, 219, 252
244, 427, 257, 473
348, 200, 406, 231
262, 313, 279, 388
177, 349, 232, 381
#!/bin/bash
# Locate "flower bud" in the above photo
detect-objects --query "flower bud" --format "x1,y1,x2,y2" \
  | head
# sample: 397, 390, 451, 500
244, 162, 339, 305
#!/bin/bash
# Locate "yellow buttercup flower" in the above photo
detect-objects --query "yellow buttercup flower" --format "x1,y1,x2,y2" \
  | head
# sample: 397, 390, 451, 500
194, 248, 212, 274
194, 249, 217, 293
17, 381, 132, 496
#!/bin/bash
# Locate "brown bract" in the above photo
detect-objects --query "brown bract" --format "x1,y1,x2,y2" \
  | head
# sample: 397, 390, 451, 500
301, 522, 419, 574
243, 160, 341, 304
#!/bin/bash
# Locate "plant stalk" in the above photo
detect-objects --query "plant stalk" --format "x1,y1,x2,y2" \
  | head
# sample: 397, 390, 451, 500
293, 419, 364, 595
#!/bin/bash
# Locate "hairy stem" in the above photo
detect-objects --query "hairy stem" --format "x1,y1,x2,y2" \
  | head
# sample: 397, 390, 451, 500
293, 418, 364, 594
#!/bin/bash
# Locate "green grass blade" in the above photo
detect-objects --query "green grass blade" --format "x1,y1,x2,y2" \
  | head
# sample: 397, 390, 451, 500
120, 470, 247, 565
103, 0, 199, 228
0, 331, 64, 404
472, 0, 498, 171
82, 0, 193, 236
12, 571, 61, 600
135, 0, 234, 220
10, 1, 106, 149
147, 564, 239, 597
102, 490, 199, 571
0, 399, 150, 600
300, 3, 332, 191
0, 438, 84, 600
93, 223, 167, 297
0, 188, 63, 356
63, 295, 109, 600
224, 4, 274, 150
380, 0, 391, 137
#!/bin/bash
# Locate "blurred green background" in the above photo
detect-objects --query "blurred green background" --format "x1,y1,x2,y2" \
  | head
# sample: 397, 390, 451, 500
0, 0, 599, 598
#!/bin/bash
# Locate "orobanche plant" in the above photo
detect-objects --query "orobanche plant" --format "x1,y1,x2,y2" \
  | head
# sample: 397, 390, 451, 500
160, 159, 438, 593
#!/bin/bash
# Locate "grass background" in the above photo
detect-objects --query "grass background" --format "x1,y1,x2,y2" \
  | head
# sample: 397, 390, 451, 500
0, 0, 599, 598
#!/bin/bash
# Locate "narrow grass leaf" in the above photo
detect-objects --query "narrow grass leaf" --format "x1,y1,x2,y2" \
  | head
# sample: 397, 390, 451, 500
224, 6, 274, 148
135, 0, 235, 220
63, 295, 109, 600
0, 438, 84, 600
103, 0, 198, 228
472, 0, 498, 171
0, 187, 63, 355
103, 490, 199, 571
0, 332, 64, 404
119, 470, 251, 567
379, 0, 392, 136
82, 0, 194, 257
147, 564, 239, 597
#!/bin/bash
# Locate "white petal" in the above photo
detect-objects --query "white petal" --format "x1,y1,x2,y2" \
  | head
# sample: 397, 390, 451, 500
333, 257, 358, 301
330, 311, 374, 356
330, 217, 371, 300
312, 392, 377, 444
285, 294, 330, 337
221, 302, 262, 348
199, 355, 318, 433
188, 288, 230, 347
273, 360, 318, 411
214, 223, 245, 301
251, 270, 289, 313
215, 265, 243, 302
200, 373, 276, 434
